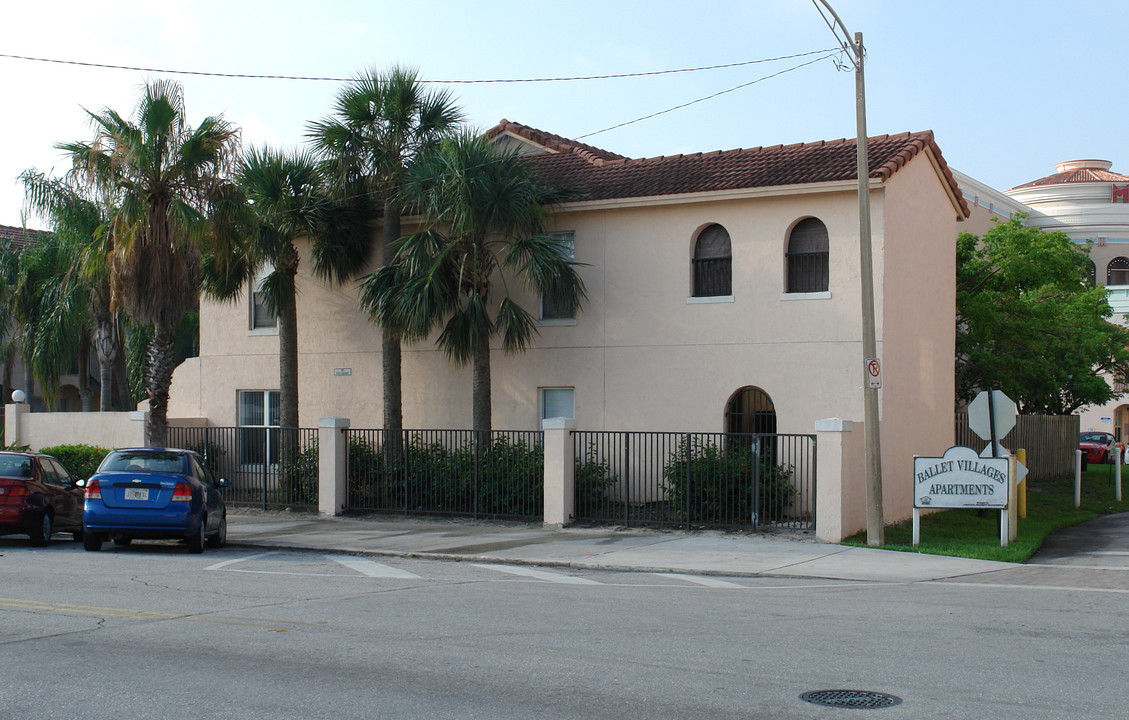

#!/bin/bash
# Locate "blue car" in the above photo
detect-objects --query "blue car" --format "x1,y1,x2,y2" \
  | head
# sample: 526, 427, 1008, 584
83, 448, 229, 553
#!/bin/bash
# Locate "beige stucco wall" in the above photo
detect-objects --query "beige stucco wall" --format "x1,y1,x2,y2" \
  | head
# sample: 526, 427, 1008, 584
167, 153, 960, 537
174, 185, 888, 436
881, 151, 959, 523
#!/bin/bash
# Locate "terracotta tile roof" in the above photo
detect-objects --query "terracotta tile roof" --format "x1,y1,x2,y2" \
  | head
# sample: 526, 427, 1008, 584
486, 121, 968, 217
0, 224, 48, 250
486, 119, 629, 163
1011, 167, 1129, 190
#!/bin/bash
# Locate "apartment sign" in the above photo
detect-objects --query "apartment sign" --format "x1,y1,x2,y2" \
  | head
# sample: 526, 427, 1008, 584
1114, 184, 1129, 203
914, 446, 1008, 509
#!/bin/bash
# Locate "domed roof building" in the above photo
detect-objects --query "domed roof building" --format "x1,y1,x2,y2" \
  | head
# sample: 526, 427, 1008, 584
1004, 160, 1129, 437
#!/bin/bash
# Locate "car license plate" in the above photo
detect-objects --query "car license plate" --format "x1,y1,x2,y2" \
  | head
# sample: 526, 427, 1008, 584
124, 487, 149, 501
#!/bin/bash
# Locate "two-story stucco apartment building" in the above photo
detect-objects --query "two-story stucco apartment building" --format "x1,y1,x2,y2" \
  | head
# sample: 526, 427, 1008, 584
166, 121, 971, 538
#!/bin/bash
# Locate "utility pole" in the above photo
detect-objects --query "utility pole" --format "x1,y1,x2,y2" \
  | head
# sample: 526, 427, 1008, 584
813, 0, 884, 544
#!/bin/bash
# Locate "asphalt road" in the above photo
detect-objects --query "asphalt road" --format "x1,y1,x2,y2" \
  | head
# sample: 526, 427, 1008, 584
1, 538, 1127, 719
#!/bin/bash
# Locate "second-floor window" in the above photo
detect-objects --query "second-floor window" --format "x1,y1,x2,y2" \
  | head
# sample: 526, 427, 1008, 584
541, 232, 576, 320
250, 274, 277, 331
692, 224, 732, 297
786, 218, 829, 293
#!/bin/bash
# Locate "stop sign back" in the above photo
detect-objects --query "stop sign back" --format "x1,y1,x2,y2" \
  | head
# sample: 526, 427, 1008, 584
968, 390, 1017, 442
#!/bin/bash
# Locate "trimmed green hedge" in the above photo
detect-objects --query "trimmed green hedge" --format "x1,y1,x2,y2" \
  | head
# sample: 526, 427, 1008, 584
39, 444, 112, 480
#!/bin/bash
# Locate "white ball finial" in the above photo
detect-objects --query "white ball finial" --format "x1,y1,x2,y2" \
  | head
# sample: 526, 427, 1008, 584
11, 389, 27, 404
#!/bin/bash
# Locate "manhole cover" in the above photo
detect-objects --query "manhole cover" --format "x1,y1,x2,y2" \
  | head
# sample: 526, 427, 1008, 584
800, 690, 903, 709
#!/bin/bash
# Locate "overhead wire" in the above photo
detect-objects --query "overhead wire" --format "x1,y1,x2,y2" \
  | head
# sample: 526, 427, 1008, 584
0, 49, 839, 83
5, 46, 847, 206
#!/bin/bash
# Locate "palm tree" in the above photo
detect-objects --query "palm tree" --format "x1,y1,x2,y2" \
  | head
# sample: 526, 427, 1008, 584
226, 146, 370, 434
58, 79, 241, 446
361, 132, 586, 433
308, 65, 463, 435
10, 230, 93, 409
20, 170, 128, 412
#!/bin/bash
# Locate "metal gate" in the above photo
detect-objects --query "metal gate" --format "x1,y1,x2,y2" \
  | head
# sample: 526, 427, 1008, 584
572, 431, 816, 531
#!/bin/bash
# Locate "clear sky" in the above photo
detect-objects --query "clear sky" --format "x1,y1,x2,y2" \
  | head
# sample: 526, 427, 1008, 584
4, 0, 1126, 230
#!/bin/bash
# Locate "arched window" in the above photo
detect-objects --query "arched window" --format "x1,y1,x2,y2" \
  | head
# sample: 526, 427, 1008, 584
786, 218, 829, 293
692, 224, 732, 297
1108, 257, 1129, 286
725, 386, 777, 436
1087, 259, 1097, 286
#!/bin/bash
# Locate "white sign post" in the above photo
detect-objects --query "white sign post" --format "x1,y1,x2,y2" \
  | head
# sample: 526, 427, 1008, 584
912, 446, 1010, 547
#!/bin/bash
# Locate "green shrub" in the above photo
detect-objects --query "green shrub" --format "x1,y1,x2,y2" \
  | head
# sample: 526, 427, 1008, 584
278, 439, 318, 505
346, 433, 543, 517
662, 436, 795, 525
575, 443, 618, 510
39, 444, 112, 480
185, 440, 226, 479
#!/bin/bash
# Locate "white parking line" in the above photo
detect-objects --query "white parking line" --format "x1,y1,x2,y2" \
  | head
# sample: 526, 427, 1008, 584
471, 563, 602, 585
660, 573, 745, 588
1079, 551, 1129, 556
931, 581, 1129, 595
1025, 563, 1129, 571
327, 555, 421, 579
203, 552, 276, 571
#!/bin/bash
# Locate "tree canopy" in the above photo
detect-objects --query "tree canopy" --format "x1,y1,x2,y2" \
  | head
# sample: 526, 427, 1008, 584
956, 215, 1129, 414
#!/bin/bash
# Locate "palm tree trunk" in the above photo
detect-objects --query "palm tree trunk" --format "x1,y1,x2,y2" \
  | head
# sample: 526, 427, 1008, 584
113, 348, 131, 411
472, 340, 491, 434
278, 261, 300, 499
145, 323, 176, 448
279, 256, 300, 432
383, 198, 404, 462
93, 311, 118, 412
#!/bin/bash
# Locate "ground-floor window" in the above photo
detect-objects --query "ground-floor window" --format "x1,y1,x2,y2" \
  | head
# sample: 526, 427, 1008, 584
540, 387, 574, 428
237, 390, 279, 465
725, 386, 776, 435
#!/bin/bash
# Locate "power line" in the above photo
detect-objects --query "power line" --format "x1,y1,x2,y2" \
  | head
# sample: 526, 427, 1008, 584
576, 52, 838, 139
0, 49, 838, 84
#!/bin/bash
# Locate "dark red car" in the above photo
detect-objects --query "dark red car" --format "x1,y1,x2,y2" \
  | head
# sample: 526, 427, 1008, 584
0, 451, 84, 546
1079, 432, 1116, 465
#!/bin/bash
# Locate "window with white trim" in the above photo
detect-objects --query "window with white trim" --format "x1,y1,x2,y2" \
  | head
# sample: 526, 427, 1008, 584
237, 390, 279, 465
540, 387, 574, 427
250, 273, 277, 331
541, 232, 576, 321
786, 218, 829, 293
692, 224, 732, 297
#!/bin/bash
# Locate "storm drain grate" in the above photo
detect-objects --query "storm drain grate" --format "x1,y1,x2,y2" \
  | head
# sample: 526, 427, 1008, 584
800, 690, 903, 709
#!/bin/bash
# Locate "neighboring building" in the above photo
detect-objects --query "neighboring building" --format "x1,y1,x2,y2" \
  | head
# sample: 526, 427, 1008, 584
168, 122, 971, 536
1003, 160, 1129, 439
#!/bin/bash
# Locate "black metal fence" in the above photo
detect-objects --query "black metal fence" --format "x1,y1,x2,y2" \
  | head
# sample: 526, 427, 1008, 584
344, 429, 544, 520
166, 426, 319, 510
572, 431, 816, 530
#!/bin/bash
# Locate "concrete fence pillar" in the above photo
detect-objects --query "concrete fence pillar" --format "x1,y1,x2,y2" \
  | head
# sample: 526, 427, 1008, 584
4, 402, 29, 446
814, 418, 866, 542
543, 418, 577, 527
318, 417, 350, 516
130, 411, 150, 447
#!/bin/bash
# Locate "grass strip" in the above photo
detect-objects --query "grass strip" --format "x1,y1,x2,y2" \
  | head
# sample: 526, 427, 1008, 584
842, 463, 1129, 562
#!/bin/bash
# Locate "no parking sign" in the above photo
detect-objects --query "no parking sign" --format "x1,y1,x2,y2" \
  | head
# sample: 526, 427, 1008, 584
865, 358, 881, 389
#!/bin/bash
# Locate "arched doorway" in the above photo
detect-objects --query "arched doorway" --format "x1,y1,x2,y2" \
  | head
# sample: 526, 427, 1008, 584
725, 386, 777, 435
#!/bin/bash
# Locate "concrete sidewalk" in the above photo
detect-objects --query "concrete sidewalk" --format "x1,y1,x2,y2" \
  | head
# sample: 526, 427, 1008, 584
225, 511, 1016, 583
